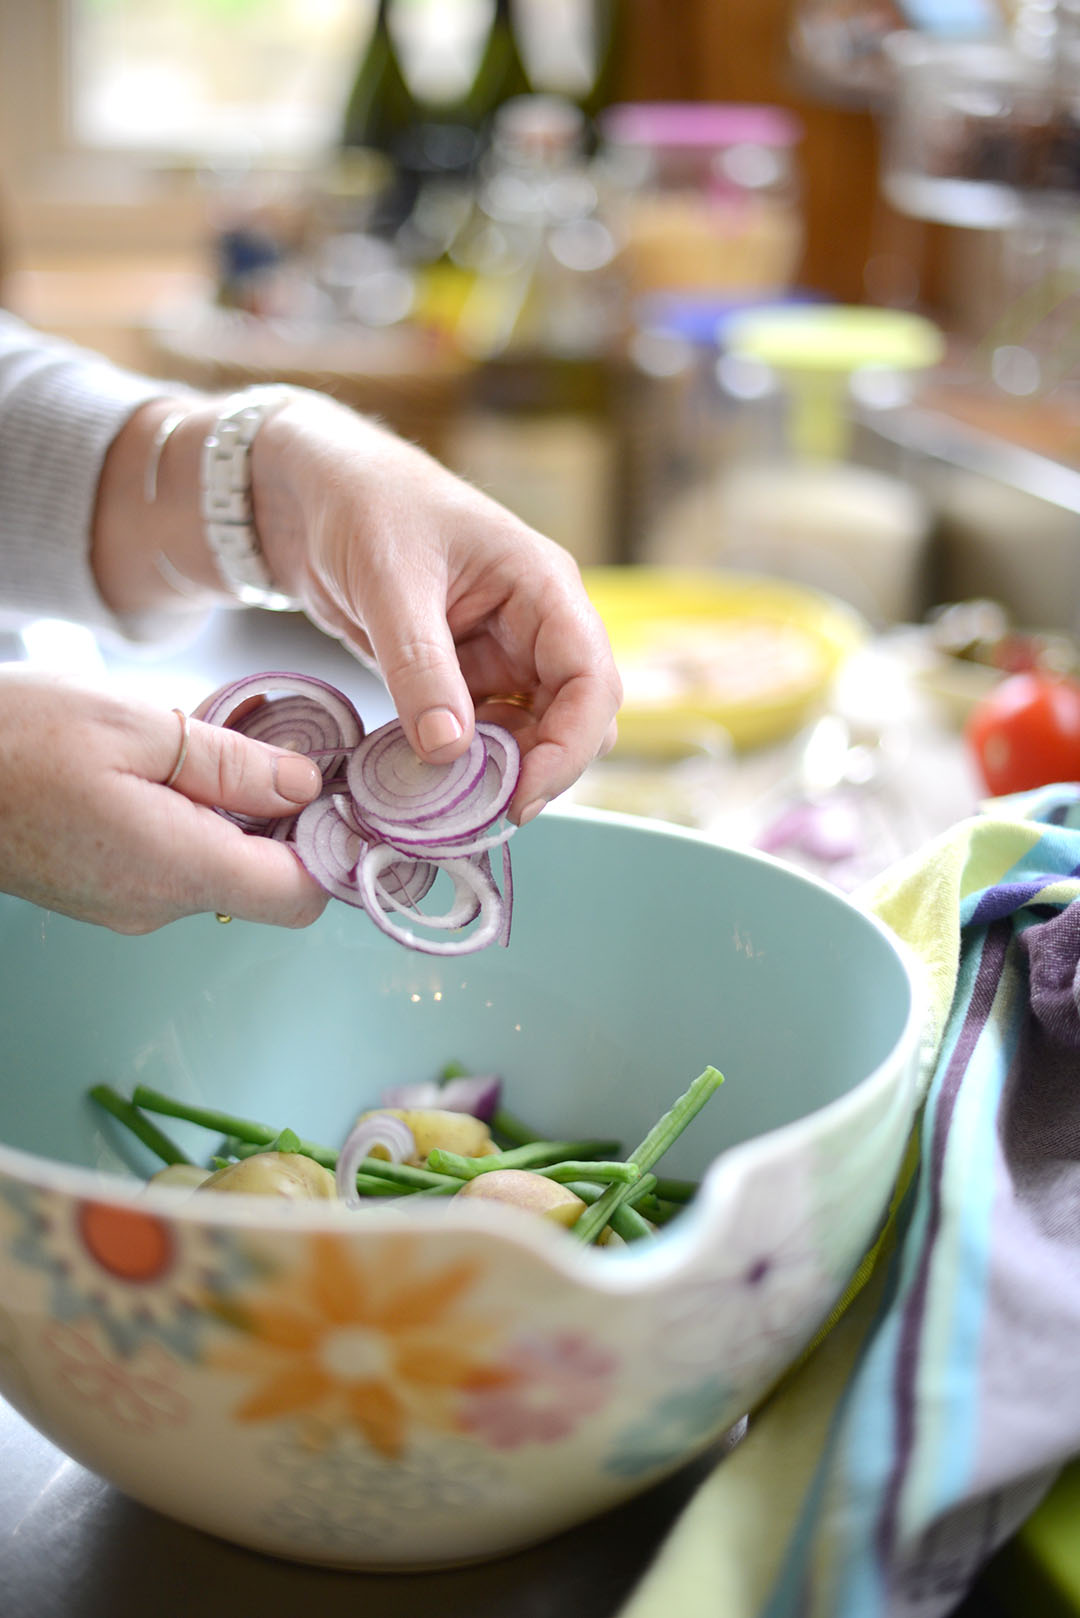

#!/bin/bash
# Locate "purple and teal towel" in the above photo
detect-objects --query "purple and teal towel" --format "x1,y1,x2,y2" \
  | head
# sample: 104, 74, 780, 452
621, 784, 1080, 1618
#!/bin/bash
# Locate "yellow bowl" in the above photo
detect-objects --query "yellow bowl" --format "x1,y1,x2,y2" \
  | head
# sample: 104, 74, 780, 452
584, 567, 866, 753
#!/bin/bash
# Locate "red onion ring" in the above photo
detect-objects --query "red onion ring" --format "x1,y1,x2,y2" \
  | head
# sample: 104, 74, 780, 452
374, 860, 483, 931
293, 797, 366, 907
197, 673, 520, 955
357, 846, 504, 956
200, 673, 365, 784
335, 1113, 417, 1207
380, 1074, 503, 1121
347, 721, 487, 824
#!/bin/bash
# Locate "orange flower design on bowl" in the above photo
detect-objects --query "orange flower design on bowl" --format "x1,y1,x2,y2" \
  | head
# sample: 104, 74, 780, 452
209, 1235, 509, 1459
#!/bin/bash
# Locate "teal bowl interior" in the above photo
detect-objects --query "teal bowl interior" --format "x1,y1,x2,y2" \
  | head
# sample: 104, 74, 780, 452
0, 808, 915, 1196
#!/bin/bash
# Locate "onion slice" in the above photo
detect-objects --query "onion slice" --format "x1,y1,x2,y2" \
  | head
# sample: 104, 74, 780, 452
335, 1113, 417, 1207
199, 673, 365, 783
380, 1074, 503, 1121
356, 846, 504, 956
198, 672, 521, 956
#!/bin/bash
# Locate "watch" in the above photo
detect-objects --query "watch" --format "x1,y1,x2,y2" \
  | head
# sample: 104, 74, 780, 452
200, 386, 300, 610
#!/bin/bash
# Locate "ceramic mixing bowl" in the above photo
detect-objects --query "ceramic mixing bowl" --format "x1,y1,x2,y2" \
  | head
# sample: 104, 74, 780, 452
0, 807, 922, 1568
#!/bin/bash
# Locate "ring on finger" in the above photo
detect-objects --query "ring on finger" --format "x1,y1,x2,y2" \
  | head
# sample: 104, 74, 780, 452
485, 692, 533, 711
163, 708, 191, 788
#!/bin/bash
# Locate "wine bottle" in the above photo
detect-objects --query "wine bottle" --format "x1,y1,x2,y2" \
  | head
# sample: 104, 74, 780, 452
340, 0, 426, 234
341, 0, 419, 156
458, 0, 532, 138
578, 0, 622, 130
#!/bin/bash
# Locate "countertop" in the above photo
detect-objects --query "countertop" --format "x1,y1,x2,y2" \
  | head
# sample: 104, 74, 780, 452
0, 1393, 731, 1618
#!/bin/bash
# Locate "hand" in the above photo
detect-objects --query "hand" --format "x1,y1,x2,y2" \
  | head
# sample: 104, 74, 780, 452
0, 668, 326, 932
253, 396, 623, 824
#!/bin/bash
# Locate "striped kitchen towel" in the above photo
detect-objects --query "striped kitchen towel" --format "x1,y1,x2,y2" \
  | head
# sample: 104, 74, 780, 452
620, 783, 1080, 1618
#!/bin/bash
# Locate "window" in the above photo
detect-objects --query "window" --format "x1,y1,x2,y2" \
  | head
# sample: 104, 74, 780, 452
0, 0, 604, 253
68, 0, 369, 160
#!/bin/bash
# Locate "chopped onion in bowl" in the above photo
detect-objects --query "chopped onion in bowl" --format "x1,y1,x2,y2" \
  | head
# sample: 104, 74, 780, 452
335, 1114, 417, 1207
380, 1073, 503, 1121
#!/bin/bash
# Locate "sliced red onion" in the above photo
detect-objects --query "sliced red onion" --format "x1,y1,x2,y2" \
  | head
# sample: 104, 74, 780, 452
347, 721, 487, 825
198, 673, 520, 956
198, 673, 364, 783
374, 860, 483, 930
375, 856, 438, 910
356, 846, 504, 956
335, 1113, 417, 1207
293, 797, 366, 906
374, 817, 516, 862
496, 840, 514, 947
380, 1074, 503, 1121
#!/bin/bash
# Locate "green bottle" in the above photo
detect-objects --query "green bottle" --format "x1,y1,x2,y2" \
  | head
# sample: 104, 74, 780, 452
458, 0, 532, 139
578, 0, 622, 131
341, 0, 419, 155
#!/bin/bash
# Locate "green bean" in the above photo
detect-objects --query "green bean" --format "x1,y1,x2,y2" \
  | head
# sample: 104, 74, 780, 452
563, 1180, 657, 1243
540, 1160, 640, 1185
572, 1067, 724, 1245
89, 1084, 193, 1167
427, 1138, 622, 1180
352, 1157, 460, 1192
650, 1176, 700, 1204
489, 1106, 546, 1147
131, 1086, 336, 1165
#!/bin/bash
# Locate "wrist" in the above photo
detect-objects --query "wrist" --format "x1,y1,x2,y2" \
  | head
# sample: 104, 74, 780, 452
250, 389, 371, 601
198, 387, 301, 609
92, 397, 223, 615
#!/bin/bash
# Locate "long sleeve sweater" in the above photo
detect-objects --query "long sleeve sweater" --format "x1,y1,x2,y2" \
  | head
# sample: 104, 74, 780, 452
0, 308, 185, 642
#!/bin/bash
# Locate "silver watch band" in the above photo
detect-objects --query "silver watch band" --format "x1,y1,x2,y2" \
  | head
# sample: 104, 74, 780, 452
200, 386, 300, 610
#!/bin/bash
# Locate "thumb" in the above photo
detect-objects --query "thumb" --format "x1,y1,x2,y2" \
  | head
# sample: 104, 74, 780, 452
361, 582, 475, 763
162, 713, 322, 815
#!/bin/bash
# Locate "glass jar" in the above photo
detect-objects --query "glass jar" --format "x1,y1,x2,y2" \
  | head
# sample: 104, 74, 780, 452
634, 303, 945, 626
597, 102, 804, 299
881, 31, 1080, 228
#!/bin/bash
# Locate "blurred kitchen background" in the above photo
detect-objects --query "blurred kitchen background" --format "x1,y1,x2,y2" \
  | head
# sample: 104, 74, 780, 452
6, 0, 1080, 888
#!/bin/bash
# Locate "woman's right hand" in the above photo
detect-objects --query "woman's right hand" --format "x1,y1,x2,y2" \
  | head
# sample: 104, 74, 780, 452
0, 667, 327, 933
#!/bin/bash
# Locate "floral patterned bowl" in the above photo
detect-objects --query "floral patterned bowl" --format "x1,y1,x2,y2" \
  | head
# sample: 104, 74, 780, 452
0, 807, 922, 1568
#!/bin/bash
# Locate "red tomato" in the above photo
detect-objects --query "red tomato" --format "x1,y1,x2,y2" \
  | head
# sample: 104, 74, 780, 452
965, 671, 1080, 795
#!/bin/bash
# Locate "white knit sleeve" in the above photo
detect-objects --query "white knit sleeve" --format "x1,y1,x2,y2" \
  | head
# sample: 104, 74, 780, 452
0, 309, 207, 644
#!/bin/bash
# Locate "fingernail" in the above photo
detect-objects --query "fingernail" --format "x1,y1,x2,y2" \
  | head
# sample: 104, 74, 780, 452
274, 752, 321, 803
516, 798, 546, 827
416, 707, 463, 756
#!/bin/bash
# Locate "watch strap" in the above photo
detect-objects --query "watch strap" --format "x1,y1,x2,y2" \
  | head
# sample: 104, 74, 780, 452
200, 386, 299, 610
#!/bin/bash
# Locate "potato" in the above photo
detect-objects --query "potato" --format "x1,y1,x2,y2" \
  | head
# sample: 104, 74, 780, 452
198, 1152, 337, 1200
146, 1163, 213, 1192
358, 1107, 497, 1164
455, 1170, 586, 1227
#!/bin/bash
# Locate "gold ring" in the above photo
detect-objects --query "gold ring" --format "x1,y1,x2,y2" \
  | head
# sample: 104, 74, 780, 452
163, 708, 190, 788
215, 913, 232, 924
486, 692, 533, 711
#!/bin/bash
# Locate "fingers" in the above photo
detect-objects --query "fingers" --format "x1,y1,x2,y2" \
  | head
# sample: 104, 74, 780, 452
100, 774, 326, 932
163, 712, 322, 817
156, 798, 329, 929
508, 683, 620, 824
501, 595, 625, 821
359, 565, 476, 765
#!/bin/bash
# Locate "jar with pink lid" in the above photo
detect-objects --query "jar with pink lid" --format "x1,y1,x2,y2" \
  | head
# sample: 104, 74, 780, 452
597, 101, 805, 297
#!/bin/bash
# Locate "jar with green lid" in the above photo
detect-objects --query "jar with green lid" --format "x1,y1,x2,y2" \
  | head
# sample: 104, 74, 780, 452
640, 303, 945, 626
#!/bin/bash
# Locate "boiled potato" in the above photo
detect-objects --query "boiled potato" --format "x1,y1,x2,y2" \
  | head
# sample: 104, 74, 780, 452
199, 1152, 337, 1200
455, 1169, 586, 1226
358, 1107, 498, 1164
